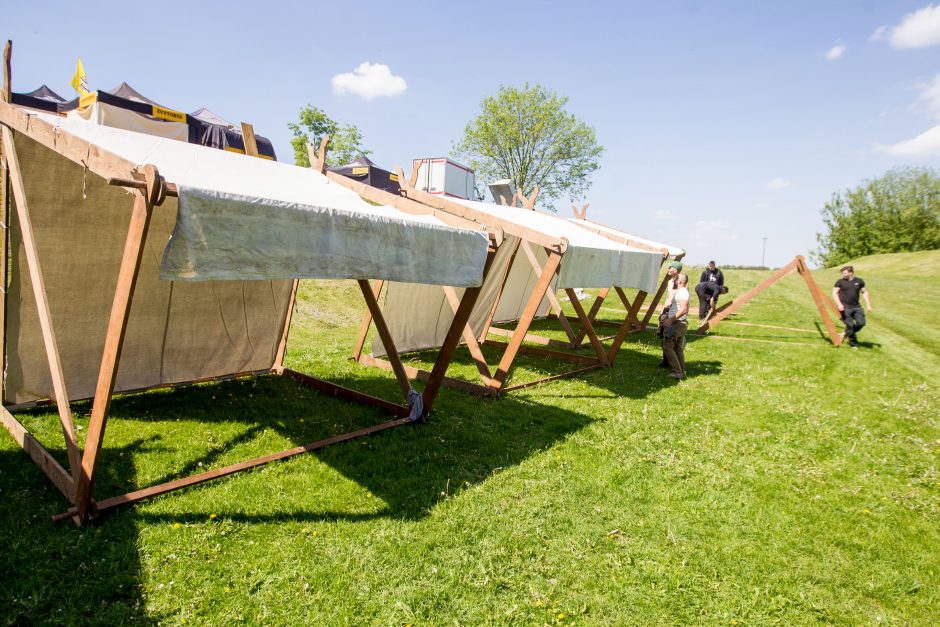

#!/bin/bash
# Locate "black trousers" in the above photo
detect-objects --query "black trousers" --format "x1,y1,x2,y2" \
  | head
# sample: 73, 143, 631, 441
841, 306, 866, 346
695, 282, 720, 319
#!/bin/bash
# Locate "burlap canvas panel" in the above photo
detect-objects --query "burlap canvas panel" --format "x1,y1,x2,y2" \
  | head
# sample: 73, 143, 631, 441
4, 133, 293, 404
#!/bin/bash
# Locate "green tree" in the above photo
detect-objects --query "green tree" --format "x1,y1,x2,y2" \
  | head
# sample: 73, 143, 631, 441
814, 167, 940, 267
452, 84, 604, 203
287, 105, 370, 168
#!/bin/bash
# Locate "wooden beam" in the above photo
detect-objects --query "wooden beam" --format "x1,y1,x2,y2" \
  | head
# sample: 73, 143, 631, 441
358, 354, 499, 398
273, 279, 300, 373
421, 247, 498, 412
442, 286, 493, 383
1, 126, 83, 485
605, 289, 648, 363
2, 41, 10, 104
696, 258, 801, 335
485, 327, 583, 350
640, 272, 672, 329
565, 288, 610, 366
351, 280, 382, 361
0, 99, 138, 183
796, 256, 841, 345
481, 339, 602, 365
491, 251, 563, 386
476, 238, 521, 342
519, 240, 578, 344
569, 218, 672, 256
358, 279, 411, 398
54, 414, 414, 523
282, 369, 409, 417
0, 405, 74, 500
573, 288, 609, 346
240, 122, 259, 157
501, 363, 605, 393
74, 166, 160, 522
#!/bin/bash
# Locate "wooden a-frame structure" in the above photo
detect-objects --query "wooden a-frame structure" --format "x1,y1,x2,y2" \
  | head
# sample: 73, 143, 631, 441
0, 43, 500, 524
334, 157, 665, 396
695, 255, 842, 345
540, 206, 687, 353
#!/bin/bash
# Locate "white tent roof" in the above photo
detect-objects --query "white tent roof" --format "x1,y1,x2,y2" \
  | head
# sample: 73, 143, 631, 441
30, 112, 490, 287
446, 197, 662, 291
568, 218, 685, 259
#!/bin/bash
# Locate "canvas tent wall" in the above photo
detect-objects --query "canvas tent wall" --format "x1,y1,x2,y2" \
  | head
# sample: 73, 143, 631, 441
329, 156, 401, 195
58, 83, 278, 159
0, 81, 495, 523
350, 174, 666, 395
565, 214, 686, 343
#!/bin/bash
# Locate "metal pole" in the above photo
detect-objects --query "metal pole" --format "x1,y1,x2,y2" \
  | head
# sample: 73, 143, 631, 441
762, 237, 768, 268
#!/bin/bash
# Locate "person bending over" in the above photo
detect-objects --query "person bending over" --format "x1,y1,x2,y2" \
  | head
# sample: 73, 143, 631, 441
832, 265, 872, 348
695, 260, 725, 319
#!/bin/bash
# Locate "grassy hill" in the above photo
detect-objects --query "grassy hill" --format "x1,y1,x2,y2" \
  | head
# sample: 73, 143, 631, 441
1, 250, 937, 624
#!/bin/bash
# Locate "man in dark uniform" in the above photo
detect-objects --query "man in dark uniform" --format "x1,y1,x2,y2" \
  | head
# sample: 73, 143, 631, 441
695, 260, 725, 319
832, 265, 873, 348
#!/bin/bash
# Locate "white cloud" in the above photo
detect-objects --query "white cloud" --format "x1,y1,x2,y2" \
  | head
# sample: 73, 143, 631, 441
883, 4, 940, 49
766, 177, 792, 190
870, 25, 887, 42
825, 44, 846, 60
917, 73, 940, 119
877, 123, 940, 156
331, 62, 407, 100
653, 209, 678, 220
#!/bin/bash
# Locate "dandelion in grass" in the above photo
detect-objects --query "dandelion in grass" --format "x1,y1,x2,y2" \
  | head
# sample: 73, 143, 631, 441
864, 508, 871, 514
209, 513, 217, 520
172, 523, 181, 529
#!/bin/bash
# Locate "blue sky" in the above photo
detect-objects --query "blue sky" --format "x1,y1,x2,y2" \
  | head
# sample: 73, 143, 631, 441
7, 1, 940, 266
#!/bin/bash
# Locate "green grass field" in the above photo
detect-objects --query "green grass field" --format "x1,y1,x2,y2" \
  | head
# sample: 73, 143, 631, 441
1, 250, 938, 625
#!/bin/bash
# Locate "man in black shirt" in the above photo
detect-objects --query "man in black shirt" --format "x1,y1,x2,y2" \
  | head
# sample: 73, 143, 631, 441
832, 265, 873, 348
695, 260, 725, 319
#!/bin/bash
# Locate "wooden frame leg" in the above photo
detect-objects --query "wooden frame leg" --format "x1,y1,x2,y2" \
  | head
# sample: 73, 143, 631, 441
573, 288, 610, 346
491, 250, 564, 386
351, 280, 383, 361
74, 166, 161, 522
519, 240, 577, 344
796, 256, 841, 345
442, 285, 494, 384
477, 239, 520, 343
272, 279, 299, 373
605, 289, 648, 363
640, 273, 671, 330
422, 247, 497, 412
564, 288, 610, 366
2, 126, 82, 490
358, 279, 411, 398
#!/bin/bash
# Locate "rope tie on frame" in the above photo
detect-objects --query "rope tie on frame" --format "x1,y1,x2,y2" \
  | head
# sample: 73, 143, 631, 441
407, 388, 424, 422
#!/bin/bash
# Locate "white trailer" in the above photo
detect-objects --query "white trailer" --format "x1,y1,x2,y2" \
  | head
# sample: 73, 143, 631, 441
412, 157, 479, 200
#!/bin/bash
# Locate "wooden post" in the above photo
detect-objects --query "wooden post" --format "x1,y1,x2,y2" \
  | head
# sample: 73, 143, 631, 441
74, 166, 161, 522
572, 288, 609, 346
2, 126, 83, 489
240, 122, 259, 157
605, 289, 648, 363
2, 41, 10, 104
491, 250, 563, 386
476, 238, 521, 343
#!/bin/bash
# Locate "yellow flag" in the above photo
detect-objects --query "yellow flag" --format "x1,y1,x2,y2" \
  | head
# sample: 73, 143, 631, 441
69, 57, 89, 96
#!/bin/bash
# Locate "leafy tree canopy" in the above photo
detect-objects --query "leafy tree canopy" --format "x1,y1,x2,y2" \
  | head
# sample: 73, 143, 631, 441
287, 105, 370, 168
814, 166, 940, 267
452, 84, 604, 204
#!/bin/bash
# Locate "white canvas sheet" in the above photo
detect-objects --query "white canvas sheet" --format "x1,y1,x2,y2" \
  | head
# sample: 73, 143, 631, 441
446, 197, 662, 290
568, 218, 685, 258
372, 201, 666, 356
31, 113, 490, 287
68, 102, 190, 142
